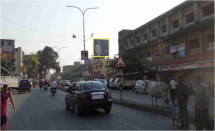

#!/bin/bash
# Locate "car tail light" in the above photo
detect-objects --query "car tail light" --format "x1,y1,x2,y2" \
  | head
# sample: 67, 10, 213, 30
108, 90, 112, 99
81, 93, 86, 100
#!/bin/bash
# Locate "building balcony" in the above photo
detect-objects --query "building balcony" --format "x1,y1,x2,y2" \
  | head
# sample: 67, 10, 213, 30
150, 51, 214, 65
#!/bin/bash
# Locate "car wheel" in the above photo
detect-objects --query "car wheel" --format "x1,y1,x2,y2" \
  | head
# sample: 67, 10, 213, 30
75, 103, 82, 116
65, 100, 70, 110
135, 89, 138, 94
104, 107, 111, 114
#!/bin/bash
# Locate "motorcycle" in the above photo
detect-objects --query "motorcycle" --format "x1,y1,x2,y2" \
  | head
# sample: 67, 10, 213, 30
51, 88, 56, 95
44, 85, 48, 91
39, 84, 43, 89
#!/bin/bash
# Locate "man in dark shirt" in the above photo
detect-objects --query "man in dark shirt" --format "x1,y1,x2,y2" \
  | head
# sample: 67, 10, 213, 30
176, 76, 189, 129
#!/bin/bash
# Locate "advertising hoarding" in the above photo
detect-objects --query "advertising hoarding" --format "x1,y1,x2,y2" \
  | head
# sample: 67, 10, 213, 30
93, 38, 110, 57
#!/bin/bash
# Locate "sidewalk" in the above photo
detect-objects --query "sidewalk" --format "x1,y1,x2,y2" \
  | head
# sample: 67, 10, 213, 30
110, 89, 214, 119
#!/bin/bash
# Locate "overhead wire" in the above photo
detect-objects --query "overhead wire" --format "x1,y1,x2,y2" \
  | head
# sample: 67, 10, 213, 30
1, 17, 73, 38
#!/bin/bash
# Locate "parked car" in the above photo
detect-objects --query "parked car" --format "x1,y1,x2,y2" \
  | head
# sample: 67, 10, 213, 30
62, 80, 70, 87
114, 78, 136, 90
135, 80, 147, 94
109, 78, 116, 88
0, 81, 6, 88
65, 81, 112, 116
18, 79, 32, 94
96, 79, 107, 87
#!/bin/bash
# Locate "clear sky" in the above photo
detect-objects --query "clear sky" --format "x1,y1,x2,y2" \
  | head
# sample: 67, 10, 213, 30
1, 0, 185, 67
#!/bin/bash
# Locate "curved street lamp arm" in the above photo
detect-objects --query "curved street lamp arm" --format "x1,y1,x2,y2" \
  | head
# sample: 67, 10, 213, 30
66, 5, 84, 15
59, 47, 67, 50
84, 7, 99, 15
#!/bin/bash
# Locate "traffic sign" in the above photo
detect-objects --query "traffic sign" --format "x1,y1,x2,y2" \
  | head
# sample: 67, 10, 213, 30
115, 56, 126, 67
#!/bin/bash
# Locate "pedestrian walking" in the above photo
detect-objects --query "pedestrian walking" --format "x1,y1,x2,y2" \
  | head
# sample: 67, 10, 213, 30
156, 74, 161, 82
176, 76, 189, 129
1, 84, 15, 130
193, 76, 212, 130
169, 97, 179, 128
170, 77, 177, 99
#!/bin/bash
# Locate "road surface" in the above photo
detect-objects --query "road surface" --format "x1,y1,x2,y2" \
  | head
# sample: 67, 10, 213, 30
6, 86, 183, 130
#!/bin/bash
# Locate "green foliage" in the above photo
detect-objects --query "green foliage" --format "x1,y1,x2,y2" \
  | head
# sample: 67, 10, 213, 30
24, 53, 40, 78
108, 53, 148, 79
37, 46, 59, 78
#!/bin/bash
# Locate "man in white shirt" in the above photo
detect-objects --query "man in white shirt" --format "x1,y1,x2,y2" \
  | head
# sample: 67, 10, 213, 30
170, 77, 177, 98
51, 80, 57, 89
95, 40, 101, 56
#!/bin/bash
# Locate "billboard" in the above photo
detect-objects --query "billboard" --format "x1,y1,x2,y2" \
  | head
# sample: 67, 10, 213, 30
81, 50, 88, 60
0, 39, 15, 59
82, 71, 89, 76
93, 38, 110, 57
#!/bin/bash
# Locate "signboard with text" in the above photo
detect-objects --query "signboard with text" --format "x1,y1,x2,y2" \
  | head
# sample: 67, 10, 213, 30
81, 51, 88, 60
1, 39, 15, 59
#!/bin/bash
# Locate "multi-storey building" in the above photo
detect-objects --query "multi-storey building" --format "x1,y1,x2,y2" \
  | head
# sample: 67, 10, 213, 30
91, 58, 114, 79
63, 65, 74, 74
14, 47, 24, 77
118, 1, 214, 85
1, 39, 24, 77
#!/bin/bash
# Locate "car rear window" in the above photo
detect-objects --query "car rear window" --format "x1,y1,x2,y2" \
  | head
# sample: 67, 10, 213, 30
81, 82, 105, 91
20, 80, 30, 85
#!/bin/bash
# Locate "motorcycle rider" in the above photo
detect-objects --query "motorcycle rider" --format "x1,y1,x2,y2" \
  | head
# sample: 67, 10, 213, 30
39, 79, 43, 89
50, 79, 57, 93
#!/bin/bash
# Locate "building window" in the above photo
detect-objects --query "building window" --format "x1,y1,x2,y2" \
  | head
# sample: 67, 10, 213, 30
189, 38, 200, 49
172, 52, 178, 59
161, 25, 166, 33
165, 46, 170, 54
126, 42, 128, 47
202, 4, 214, 17
207, 34, 214, 49
144, 34, 147, 40
147, 52, 151, 57
105, 65, 109, 68
185, 12, 194, 24
140, 54, 144, 59
152, 29, 156, 37
172, 19, 179, 29
137, 37, 140, 43
208, 34, 214, 42
131, 40, 134, 45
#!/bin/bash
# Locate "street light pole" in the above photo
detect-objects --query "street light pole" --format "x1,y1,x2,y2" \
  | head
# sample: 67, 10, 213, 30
52, 46, 67, 66
66, 5, 98, 52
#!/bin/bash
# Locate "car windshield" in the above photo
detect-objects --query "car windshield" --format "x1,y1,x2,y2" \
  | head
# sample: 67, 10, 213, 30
81, 82, 105, 91
20, 80, 30, 85
64, 80, 69, 83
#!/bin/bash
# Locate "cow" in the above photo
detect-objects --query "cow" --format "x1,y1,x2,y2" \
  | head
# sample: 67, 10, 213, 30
145, 80, 170, 108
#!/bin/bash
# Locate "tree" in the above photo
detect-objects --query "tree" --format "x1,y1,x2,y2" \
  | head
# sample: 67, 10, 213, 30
108, 53, 148, 80
24, 53, 40, 78
37, 46, 59, 79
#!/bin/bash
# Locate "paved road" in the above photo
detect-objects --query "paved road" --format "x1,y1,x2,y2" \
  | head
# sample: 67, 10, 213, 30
110, 89, 214, 118
5, 86, 193, 130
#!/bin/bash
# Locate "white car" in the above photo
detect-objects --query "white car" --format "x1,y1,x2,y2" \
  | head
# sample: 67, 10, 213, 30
135, 80, 147, 94
96, 79, 107, 87
0, 81, 6, 88
62, 80, 70, 87
109, 78, 116, 88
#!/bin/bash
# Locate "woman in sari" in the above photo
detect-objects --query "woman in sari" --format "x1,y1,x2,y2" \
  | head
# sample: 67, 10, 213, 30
1, 84, 15, 130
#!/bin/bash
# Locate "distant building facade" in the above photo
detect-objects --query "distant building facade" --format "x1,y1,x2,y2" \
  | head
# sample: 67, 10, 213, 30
91, 58, 114, 79
14, 47, 24, 77
118, 1, 214, 85
63, 65, 73, 74
1, 39, 24, 77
